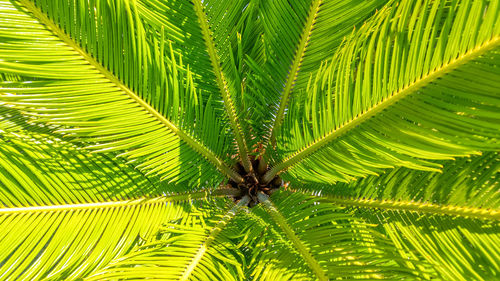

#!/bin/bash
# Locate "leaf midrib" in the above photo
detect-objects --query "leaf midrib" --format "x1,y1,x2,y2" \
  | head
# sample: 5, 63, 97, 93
18, 0, 243, 183
264, 36, 500, 182
0, 198, 161, 213
192, 0, 252, 174
0, 189, 241, 213
257, 192, 328, 281
293, 190, 500, 221
268, 0, 322, 147
180, 195, 250, 281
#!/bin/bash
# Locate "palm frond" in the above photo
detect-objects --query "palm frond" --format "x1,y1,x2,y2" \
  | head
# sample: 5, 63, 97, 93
191, 0, 254, 172
135, 0, 271, 170
295, 152, 500, 220
236, 211, 307, 280
242, 0, 388, 143
0, 104, 54, 135
267, 0, 500, 184
0, 132, 158, 206
264, 0, 391, 146
85, 197, 250, 281
292, 152, 500, 280
242, 191, 424, 280
0, 0, 241, 185
0, 129, 238, 280
360, 211, 500, 280
134, 0, 264, 150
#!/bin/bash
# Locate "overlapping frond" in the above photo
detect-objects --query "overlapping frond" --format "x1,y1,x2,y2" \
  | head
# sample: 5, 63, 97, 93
0, 128, 239, 280
241, 192, 424, 280
266, 0, 392, 145
268, 0, 500, 184
85, 197, 249, 281
0, 133, 156, 206
135, 0, 262, 159
192, 0, 254, 171
296, 152, 500, 219
361, 211, 500, 281
292, 152, 500, 280
0, 104, 54, 135
0, 0, 241, 185
236, 211, 308, 280
243, 0, 389, 143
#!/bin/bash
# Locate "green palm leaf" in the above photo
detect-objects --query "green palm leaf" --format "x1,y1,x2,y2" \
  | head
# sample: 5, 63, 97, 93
85, 196, 249, 281
0, 0, 240, 185
0, 0, 499, 280
242, 192, 425, 280
293, 152, 500, 280
0, 129, 238, 280
262, 0, 392, 144
267, 0, 500, 184
297, 152, 499, 213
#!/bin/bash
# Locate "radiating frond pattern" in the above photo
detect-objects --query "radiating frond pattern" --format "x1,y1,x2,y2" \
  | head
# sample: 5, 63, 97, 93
0, 0, 499, 280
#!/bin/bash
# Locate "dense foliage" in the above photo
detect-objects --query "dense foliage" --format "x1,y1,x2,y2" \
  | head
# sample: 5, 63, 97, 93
0, 0, 499, 280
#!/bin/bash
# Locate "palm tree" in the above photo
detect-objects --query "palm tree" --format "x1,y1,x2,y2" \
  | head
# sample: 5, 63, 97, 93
0, 0, 499, 279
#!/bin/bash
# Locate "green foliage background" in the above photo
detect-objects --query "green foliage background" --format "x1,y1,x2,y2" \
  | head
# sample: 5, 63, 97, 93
0, 0, 499, 280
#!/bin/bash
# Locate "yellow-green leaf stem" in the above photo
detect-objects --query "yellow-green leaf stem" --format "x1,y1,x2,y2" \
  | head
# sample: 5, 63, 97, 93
0, 188, 241, 214
263, 36, 500, 183
192, 0, 252, 174
307, 193, 500, 221
180, 195, 250, 281
18, 0, 243, 183
268, 0, 322, 147
257, 192, 328, 281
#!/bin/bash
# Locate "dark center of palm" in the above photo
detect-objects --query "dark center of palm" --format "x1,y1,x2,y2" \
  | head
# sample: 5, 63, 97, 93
229, 157, 282, 207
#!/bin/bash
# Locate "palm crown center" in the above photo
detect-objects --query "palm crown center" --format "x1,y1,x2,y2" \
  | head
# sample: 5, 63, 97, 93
229, 152, 283, 207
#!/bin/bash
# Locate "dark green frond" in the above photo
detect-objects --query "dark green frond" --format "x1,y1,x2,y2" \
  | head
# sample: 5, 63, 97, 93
135, 0, 261, 165
264, 0, 391, 145
242, 0, 388, 143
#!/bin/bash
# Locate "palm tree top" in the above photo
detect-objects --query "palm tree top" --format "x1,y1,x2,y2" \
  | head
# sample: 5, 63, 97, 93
0, 0, 499, 280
